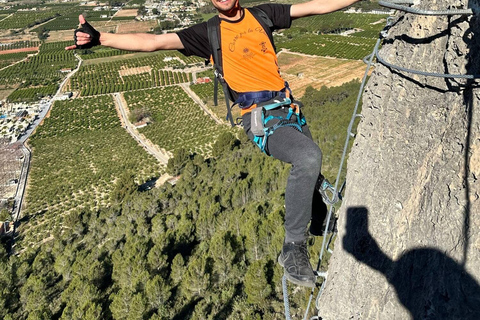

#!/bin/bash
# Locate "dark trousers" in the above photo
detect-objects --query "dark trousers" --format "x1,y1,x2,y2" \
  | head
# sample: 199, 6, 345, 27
243, 107, 326, 242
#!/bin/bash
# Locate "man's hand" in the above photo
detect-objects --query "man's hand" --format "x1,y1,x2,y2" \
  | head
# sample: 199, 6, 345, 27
65, 15, 101, 50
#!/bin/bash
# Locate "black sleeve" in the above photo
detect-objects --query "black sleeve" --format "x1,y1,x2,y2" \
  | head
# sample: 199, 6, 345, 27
254, 3, 292, 30
176, 22, 211, 59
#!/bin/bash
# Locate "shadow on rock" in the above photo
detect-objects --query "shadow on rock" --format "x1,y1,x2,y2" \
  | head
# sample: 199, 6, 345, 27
343, 206, 480, 320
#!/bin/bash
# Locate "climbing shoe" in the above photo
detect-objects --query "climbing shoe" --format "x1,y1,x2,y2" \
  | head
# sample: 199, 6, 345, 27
278, 241, 316, 287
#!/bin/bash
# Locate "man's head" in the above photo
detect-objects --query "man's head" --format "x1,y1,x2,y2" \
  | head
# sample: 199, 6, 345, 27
211, 0, 241, 18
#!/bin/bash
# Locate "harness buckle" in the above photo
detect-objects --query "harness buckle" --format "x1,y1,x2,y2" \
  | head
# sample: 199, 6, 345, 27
214, 69, 225, 81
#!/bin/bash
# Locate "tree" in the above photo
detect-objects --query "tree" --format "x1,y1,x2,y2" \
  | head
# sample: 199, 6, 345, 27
110, 289, 147, 320
19, 276, 50, 315
212, 131, 238, 158
208, 231, 236, 285
60, 277, 101, 320
108, 0, 123, 6
137, 6, 147, 17
244, 259, 271, 308
145, 275, 171, 310
110, 171, 137, 205
182, 255, 211, 299
170, 254, 185, 285
166, 148, 190, 176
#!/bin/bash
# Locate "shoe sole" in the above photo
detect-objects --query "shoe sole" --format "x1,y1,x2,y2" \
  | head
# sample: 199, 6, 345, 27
278, 255, 316, 288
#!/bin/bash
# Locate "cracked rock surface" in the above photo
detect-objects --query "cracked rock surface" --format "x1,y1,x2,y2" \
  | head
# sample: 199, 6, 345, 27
317, 1, 480, 319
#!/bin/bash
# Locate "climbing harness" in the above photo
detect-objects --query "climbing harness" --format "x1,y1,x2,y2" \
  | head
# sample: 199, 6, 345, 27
250, 97, 307, 154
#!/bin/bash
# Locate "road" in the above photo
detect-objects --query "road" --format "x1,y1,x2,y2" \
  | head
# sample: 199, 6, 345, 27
11, 145, 30, 224
112, 92, 170, 165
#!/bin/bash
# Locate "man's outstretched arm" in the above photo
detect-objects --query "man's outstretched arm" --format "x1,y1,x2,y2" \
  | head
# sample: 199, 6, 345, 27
291, 0, 361, 18
65, 15, 184, 51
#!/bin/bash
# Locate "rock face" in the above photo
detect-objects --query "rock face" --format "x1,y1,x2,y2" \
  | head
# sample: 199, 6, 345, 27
318, 1, 480, 319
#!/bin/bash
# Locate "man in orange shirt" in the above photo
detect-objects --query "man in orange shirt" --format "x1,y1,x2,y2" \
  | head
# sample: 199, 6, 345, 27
67, 0, 360, 287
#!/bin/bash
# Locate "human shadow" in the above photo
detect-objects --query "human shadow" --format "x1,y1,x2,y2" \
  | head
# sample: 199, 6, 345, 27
343, 207, 480, 320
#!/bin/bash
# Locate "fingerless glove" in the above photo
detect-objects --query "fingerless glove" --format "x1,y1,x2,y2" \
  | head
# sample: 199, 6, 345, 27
74, 20, 101, 49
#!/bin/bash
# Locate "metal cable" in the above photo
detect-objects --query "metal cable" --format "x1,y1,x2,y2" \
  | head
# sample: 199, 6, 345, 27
379, 0, 474, 15
388, 0, 415, 4
375, 45, 480, 79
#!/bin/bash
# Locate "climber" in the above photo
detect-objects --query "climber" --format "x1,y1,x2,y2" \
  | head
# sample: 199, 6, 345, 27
66, 0, 360, 288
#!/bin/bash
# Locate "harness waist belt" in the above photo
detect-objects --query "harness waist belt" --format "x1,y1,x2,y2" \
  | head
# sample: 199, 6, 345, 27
236, 90, 286, 109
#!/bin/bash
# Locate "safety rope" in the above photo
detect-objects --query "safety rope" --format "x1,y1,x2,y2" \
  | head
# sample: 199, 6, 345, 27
283, 276, 292, 320
282, 2, 479, 318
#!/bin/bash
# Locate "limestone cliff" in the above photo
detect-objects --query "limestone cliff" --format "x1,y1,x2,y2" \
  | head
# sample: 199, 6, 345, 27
318, 1, 480, 319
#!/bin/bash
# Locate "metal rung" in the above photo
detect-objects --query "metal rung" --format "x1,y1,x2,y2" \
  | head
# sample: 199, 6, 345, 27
315, 271, 328, 278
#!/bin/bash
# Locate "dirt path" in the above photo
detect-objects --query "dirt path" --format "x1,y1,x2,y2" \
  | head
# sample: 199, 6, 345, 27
0, 47, 39, 55
113, 92, 171, 164
180, 83, 224, 125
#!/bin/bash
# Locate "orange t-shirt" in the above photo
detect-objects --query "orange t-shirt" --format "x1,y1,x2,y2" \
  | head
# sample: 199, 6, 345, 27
219, 9, 286, 95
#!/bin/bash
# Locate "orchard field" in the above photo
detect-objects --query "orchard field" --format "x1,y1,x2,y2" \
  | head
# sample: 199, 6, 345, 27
124, 86, 229, 156
21, 95, 163, 251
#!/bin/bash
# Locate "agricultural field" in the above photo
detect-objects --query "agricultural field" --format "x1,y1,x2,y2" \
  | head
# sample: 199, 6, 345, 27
0, 40, 40, 51
116, 20, 157, 33
113, 9, 138, 17
80, 49, 204, 66
276, 33, 379, 60
0, 52, 30, 69
21, 95, 163, 251
0, 4, 126, 31
275, 12, 388, 59
68, 51, 201, 96
7, 84, 58, 102
0, 41, 77, 101
278, 51, 370, 96
124, 86, 229, 156
0, 11, 60, 30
